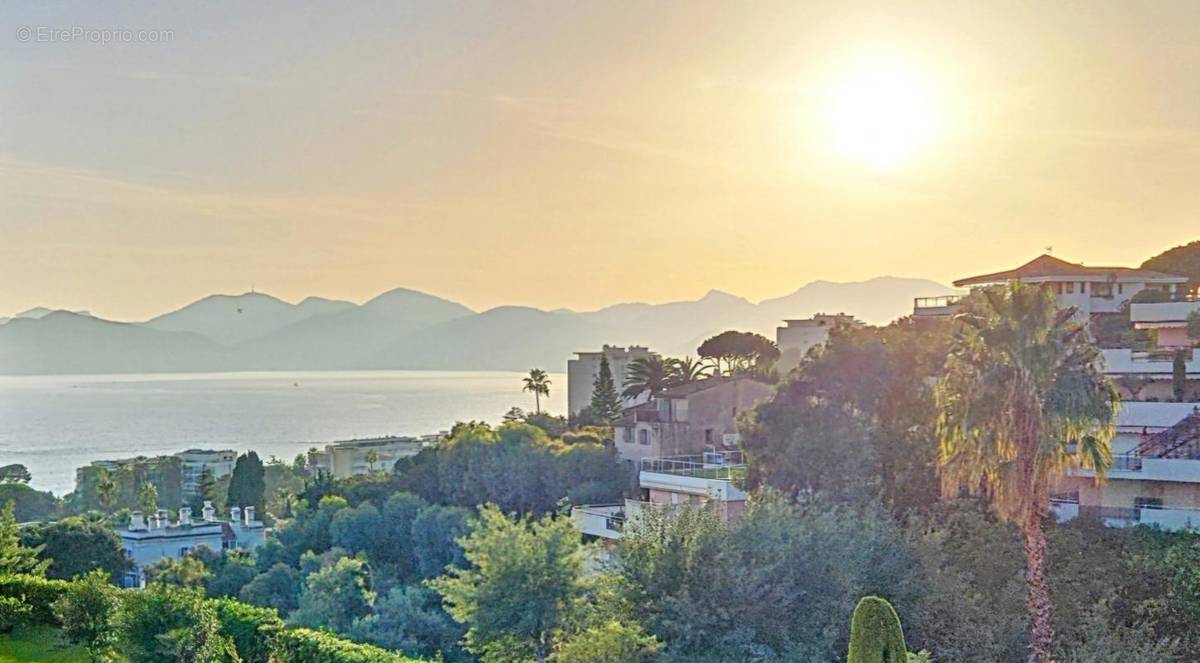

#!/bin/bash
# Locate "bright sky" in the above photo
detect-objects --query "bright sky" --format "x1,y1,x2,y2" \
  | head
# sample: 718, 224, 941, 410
3, 1, 1199, 321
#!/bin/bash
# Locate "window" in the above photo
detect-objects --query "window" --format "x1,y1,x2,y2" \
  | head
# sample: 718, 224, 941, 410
1118, 283, 1124, 294
1064, 282, 1074, 294
1134, 497, 1163, 510
638, 429, 650, 445
623, 427, 633, 444
178, 546, 192, 556
704, 429, 713, 444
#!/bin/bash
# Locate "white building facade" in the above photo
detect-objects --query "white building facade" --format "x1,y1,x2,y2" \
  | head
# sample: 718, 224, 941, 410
119, 502, 266, 588
567, 345, 655, 416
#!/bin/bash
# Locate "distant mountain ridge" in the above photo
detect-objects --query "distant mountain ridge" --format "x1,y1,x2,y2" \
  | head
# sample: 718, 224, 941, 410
0, 277, 955, 375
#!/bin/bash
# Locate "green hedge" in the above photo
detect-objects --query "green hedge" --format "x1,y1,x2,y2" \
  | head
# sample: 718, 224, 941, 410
273, 628, 425, 663
0, 574, 71, 625
209, 598, 284, 663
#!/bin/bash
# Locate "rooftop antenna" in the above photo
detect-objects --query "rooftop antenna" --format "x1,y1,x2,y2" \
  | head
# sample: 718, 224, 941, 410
1045, 246, 1053, 255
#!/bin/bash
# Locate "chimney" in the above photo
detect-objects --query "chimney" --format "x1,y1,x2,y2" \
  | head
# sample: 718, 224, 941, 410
244, 506, 255, 526
155, 509, 170, 529
202, 501, 216, 522
129, 511, 147, 531
230, 506, 241, 524
178, 506, 192, 525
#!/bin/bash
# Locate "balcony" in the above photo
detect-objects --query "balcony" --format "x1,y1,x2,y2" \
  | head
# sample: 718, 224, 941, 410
1101, 348, 1200, 376
1052, 498, 1200, 531
912, 295, 963, 318
639, 451, 748, 501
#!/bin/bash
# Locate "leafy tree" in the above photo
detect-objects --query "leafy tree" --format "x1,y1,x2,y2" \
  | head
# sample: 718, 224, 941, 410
524, 368, 553, 414
554, 620, 661, 663
847, 596, 908, 663
146, 555, 212, 590
431, 504, 585, 663
351, 585, 469, 662
203, 549, 259, 598
0, 483, 58, 522
0, 501, 48, 576
697, 330, 779, 376
0, 464, 31, 484
412, 504, 472, 579
238, 562, 302, 614
189, 466, 218, 513
589, 356, 623, 424
116, 584, 233, 663
936, 283, 1119, 662
24, 516, 130, 583
289, 556, 375, 634
622, 356, 674, 400
53, 569, 121, 662
227, 452, 266, 515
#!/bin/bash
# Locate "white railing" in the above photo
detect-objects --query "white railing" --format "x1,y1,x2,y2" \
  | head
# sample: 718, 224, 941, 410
639, 450, 745, 480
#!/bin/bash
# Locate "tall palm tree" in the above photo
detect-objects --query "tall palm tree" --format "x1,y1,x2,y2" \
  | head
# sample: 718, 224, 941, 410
95, 469, 118, 512
936, 282, 1118, 663
622, 355, 674, 399
669, 356, 713, 385
523, 368, 552, 414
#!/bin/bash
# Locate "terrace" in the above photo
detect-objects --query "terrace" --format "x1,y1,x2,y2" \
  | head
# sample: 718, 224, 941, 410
912, 295, 963, 317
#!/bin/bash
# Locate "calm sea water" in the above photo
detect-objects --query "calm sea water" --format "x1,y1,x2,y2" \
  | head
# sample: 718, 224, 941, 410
0, 370, 566, 496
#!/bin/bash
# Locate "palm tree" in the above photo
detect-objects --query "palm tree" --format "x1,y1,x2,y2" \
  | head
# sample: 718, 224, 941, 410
936, 282, 1118, 663
622, 355, 674, 399
95, 469, 118, 512
365, 449, 380, 473
523, 368, 552, 414
669, 356, 713, 385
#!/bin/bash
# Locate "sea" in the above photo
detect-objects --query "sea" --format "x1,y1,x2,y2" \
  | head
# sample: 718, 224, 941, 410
0, 370, 567, 496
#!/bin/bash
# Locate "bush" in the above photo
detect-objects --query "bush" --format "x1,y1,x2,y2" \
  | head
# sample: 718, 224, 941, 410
847, 596, 908, 663
0, 595, 31, 633
272, 628, 425, 663
0, 574, 71, 624
52, 570, 121, 657
210, 597, 284, 663
116, 584, 234, 663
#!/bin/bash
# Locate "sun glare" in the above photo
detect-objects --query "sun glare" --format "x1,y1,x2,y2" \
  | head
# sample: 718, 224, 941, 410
826, 62, 940, 169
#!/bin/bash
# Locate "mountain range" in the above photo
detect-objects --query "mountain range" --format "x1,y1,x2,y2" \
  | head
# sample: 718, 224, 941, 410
0, 277, 955, 375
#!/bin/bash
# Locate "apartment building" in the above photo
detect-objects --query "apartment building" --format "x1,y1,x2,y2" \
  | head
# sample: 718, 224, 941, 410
176, 449, 238, 502
567, 345, 655, 416
776, 314, 862, 372
913, 254, 1188, 318
306, 436, 425, 478
119, 502, 266, 588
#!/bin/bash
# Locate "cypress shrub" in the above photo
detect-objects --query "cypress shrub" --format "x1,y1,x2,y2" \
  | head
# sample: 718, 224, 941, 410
210, 597, 284, 663
273, 628, 425, 663
847, 596, 908, 663
0, 574, 71, 624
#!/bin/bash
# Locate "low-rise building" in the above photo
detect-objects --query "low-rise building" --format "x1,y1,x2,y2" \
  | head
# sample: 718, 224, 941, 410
1130, 300, 1200, 349
613, 377, 773, 463
572, 449, 748, 541
567, 345, 655, 416
306, 436, 424, 478
119, 502, 266, 588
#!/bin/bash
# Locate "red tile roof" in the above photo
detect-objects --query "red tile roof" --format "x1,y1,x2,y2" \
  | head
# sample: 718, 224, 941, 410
953, 254, 1187, 287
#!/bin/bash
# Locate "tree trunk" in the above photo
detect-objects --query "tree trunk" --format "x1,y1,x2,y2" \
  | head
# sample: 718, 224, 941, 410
1022, 510, 1054, 663
535, 391, 541, 414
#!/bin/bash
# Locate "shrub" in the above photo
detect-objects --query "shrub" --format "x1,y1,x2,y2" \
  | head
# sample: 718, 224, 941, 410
210, 597, 284, 663
0, 595, 31, 633
847, 596, 908, 663
0, 574, 71, 624
272, 628, 424, 663
52, 570, 121, 657
117, 584, 234, 663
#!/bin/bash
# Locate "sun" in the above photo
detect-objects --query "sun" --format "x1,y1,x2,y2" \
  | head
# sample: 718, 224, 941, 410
826, 62, 940, 169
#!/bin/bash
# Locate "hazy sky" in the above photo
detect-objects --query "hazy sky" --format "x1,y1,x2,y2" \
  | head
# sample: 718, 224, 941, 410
3, 1, 1199, 321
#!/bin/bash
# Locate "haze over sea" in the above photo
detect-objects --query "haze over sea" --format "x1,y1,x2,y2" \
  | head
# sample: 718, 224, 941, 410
0, 370, 566, 496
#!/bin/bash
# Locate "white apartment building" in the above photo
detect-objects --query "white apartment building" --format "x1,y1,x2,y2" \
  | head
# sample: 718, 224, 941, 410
306, 436, 425, 478
913, 254, 1188, 318
567, 345, 655, 416
119, 502, 266, 588
176, 449, 238, 502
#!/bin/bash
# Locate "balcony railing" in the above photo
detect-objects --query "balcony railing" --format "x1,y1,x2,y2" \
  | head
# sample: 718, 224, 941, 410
1112, 453, 1143, 471
640, 450, 745, 480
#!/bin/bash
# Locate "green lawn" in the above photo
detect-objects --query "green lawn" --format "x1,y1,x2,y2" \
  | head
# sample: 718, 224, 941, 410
0, 626, 88, 663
